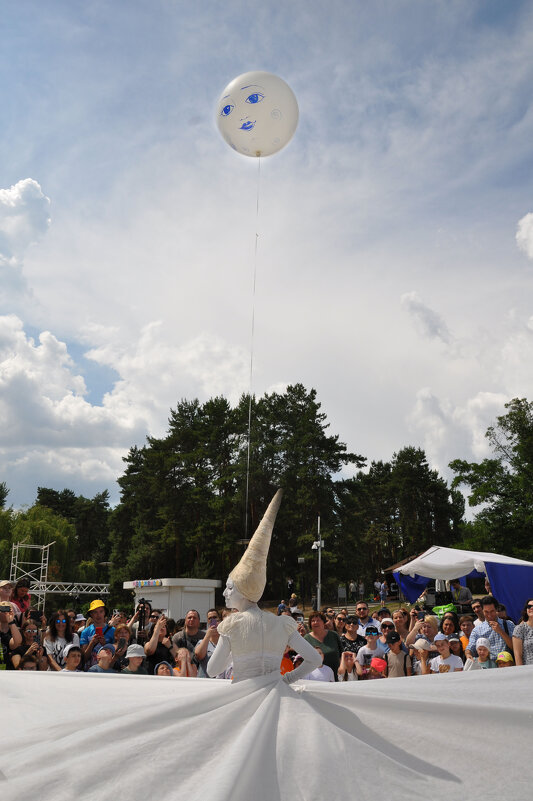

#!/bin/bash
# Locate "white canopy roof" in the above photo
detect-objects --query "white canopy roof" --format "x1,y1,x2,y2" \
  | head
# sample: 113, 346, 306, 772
398, 545, 533, 579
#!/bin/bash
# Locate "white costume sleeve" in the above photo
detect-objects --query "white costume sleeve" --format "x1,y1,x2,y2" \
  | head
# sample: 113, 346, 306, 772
283, 630, 322, 684
206, 634, 232, 677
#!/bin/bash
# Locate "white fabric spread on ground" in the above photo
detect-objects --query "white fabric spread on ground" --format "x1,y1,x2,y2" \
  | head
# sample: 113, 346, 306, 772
2, 667, 533, 801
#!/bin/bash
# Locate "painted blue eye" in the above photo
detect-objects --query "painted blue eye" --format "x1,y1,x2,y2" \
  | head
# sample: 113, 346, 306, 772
246, 92, 264, 104
220, 104, 234, 117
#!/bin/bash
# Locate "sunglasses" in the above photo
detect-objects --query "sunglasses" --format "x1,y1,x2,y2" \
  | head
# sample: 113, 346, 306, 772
56, 619, 66, 624
381, 624, 394, 629
527, 604, 533, 610
336, 617, 346, 622
356, 608, 368, 613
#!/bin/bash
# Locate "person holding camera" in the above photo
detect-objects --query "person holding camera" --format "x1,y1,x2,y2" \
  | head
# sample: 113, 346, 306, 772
127, 599, 153, 643
194, 609, 221, 677
144, 615, 178, 675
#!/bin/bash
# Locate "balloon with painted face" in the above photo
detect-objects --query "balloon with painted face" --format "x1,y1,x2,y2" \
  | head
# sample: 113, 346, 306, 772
216, 70, 298, 157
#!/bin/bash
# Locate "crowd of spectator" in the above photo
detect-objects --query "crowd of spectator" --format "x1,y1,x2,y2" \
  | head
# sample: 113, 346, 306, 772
1, 577, 532, 680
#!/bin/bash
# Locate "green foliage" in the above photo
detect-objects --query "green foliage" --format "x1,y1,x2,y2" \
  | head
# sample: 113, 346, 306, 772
335, 447, 463, 587
11, 505, 77, 580
0, 385, 470, 606
450, 398, 533, 560
109, 385, 364, 598
36, 488, 112, 579
0, 482, 9, 509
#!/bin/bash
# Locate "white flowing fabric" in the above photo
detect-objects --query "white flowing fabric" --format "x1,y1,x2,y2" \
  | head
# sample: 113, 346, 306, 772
2, 667, 533, 801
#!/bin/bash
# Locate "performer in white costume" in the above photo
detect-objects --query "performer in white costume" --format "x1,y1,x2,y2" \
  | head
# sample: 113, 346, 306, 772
2, 489, 533, 801
207, 489, 321, 683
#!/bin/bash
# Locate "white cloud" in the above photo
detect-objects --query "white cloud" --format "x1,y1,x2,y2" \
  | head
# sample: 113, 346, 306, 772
516, 212, 533, 260
0, 179, 51, 260
409, 388, 508, 481
0, 313, 252, 504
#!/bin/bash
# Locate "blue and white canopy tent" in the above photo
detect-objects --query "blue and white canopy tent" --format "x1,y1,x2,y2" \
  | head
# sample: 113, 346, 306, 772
393, 545, 533, 622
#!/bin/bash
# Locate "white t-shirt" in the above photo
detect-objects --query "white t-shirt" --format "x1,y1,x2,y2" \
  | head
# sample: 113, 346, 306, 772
44, 633, 80, 669
429, 653, 463, 673
339, 670, 358, 681
304, 664, 335, 682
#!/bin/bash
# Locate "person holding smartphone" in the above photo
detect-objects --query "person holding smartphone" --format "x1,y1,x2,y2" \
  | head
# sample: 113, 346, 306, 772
80, 599, 121, 669
11, 619, 45, 670
144, 615, 177, 675
194, 609, 221, 677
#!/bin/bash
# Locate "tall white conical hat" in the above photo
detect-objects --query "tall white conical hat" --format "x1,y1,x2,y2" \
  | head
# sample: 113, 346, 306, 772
229, 489, 283, 602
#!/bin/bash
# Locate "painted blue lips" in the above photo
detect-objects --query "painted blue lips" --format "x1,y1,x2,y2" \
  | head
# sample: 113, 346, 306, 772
240, 120, 255, 131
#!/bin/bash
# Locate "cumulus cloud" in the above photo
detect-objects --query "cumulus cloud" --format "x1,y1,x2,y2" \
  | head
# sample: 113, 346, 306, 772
516, 212, 533, 260
409, 388, 508, 483
0, 314, 252, 505
0, 179, 51, 259
86, 321, 250, 434
401, 292, 452, 344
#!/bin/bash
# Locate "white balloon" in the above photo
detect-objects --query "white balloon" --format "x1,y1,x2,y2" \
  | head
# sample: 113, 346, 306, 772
216, 70, 299, 158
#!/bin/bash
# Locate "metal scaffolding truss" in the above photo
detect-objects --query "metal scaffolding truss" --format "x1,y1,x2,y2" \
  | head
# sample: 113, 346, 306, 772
38, 582, 110, 595
10, 541, 109, 609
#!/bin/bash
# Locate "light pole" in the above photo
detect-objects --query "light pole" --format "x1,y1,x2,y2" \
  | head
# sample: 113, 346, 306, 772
312, 515, 324, 610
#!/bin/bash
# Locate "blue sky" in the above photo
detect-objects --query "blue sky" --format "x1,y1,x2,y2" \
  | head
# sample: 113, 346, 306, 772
1, 1, 533, 509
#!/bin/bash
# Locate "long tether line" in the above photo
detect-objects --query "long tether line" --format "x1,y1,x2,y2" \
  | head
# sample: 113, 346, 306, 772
244, 156, 261, 540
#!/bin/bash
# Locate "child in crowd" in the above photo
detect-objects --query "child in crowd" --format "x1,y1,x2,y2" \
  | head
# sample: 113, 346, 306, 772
368, 656, 387, 678
421, 633, 463, 674
154, 661, 174, 676
356, 625, 385, 678
473, 638, 496, 669
303, 647, 335, 682
384, 631, 412, 677
62, 644, 82, 672
337, 649, 358, 681
18, 655, 38, 670
121, 644, 147, 675
174, 646, 198, 676
280, 645, 295, 675
495, 651, 514, 667
88, 643, 117, 673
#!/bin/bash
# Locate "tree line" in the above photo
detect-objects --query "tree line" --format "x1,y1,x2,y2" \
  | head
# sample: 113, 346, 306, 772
1, 386, 531, 607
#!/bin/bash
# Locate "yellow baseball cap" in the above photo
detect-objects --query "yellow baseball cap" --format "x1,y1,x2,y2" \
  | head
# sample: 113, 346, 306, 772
495, 651, 514, 663
87, 599, 106, 615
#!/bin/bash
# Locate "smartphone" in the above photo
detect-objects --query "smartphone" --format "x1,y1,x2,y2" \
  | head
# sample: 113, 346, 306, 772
95, 626, 104, 637
117, 637, 127, 651
29, 610, 41, 623
209, 619, 217, 628
417, 611, 425, 620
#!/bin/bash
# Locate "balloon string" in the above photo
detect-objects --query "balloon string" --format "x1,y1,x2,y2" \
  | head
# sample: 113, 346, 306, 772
245, 156, 261, 540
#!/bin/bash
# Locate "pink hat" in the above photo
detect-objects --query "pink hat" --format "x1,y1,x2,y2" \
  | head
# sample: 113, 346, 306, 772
370, 657, 387, 673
